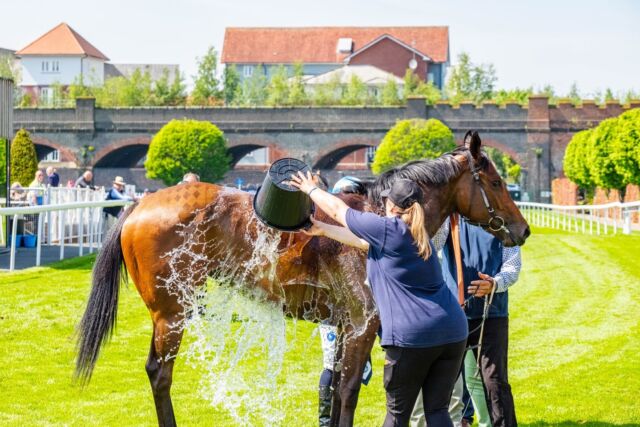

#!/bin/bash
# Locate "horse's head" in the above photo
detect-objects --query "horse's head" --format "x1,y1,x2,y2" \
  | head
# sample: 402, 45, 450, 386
453, 131, 530, 246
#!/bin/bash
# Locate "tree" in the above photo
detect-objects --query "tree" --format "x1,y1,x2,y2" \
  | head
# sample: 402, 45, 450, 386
611, 109, 640, 190
484, 147, 521, 182
191, 46, 221, 105
588, 117, 628, 200
342, 75, 368, 106
288, 63, 307, 105
492, 88, 532, 106
239, 65, 267, 106
10, 129, 39, 186
381, 78, 401, 105
265, 65, 290, 106
446, 52, 497, 104
153, 68, 185, 106
0, 54, 20, 82
223, 64, 241, 105
564, 129, 596, 197
567, 82, 581, 106
371, 119, 456, 174
312, 74, 341, 106
145, 120, 231, 185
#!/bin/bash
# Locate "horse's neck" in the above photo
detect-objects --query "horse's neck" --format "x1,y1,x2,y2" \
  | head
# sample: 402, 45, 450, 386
423, 184, 458, 236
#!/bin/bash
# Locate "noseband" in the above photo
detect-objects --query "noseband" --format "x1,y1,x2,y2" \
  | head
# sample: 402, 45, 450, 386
461, 150, 513, 238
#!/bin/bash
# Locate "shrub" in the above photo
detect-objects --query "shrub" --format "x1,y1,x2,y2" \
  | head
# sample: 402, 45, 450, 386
371, 119, 456, 174
145, 120, 231, 185
10, 129, 38, 186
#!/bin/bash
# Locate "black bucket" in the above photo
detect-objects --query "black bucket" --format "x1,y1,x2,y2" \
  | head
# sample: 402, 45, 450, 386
253, 158, 313, 231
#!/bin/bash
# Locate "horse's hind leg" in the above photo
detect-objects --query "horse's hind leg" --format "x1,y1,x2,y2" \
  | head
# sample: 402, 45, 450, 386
146, 314, 184, 427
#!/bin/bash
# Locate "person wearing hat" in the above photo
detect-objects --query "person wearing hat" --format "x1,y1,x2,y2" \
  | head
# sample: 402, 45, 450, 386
104, 176, 135, 218
290, 172, 468, 427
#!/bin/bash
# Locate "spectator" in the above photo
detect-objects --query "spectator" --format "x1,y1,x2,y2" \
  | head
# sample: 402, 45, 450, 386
28, 170, 46, 205
104, 176, 135, 218
180, 172, 200, 184
433, 215, 522, 427
46, 166, 60, 187
10, 182, 27, 204
75, 170, 96, 190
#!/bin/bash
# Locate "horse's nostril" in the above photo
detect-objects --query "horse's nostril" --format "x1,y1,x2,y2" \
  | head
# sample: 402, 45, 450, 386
523, 226, 531, 239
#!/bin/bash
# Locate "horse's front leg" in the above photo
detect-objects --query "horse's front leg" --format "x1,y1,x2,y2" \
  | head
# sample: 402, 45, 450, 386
331, 314, 380, 427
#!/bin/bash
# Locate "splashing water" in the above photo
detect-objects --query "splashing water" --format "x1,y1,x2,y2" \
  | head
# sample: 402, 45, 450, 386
157, 197, 294, 425
153, 188, 377, 425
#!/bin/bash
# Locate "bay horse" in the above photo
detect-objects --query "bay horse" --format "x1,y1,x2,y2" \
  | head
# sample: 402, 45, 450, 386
76, 131, 529, 426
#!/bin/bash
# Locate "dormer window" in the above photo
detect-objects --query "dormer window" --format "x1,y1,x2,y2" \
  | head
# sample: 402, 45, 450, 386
337, 38, 353, 54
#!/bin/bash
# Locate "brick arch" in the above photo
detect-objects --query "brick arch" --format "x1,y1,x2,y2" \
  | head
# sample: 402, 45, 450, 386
227, 139, 291, 168
313, 137, 378, 170
457, 137, 523, 165
31, 136, 78, 164
92, 136, 151, 168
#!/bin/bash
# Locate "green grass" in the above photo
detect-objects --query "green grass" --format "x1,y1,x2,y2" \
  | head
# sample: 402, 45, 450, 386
0, 227, 639, 426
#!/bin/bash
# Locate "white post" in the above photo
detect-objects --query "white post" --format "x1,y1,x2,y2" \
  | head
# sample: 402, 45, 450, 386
604, 209, 608, 235
9, 214, 18, 271
79, 207, 84, 256
89, 207, 95, 253
46, 186, 52, 245
623, 210, 631, 235
59, 210, 66, 261
36, 212, 43, 266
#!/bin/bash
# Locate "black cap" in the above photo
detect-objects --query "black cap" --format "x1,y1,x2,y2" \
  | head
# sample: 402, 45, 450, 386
380, 179, 424, 209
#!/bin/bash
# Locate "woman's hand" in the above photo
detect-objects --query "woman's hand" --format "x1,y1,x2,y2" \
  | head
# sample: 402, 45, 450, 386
301, 216, 325, 236
289, 171, 317, 194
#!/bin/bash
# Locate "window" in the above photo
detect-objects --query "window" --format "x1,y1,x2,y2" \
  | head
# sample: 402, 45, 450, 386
243, 65, 254, 77
366, 146, 377, 164
40, 87, 53, 105
43, 150, 60, 162
427, 72, 435, 83
41, 61, 60, 73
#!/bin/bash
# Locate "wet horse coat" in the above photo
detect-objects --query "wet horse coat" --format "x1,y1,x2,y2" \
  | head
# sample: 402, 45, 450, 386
76, 134, 530, 427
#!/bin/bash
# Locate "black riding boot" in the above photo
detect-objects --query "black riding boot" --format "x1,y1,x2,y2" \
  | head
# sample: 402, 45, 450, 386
319, 385, 332, 427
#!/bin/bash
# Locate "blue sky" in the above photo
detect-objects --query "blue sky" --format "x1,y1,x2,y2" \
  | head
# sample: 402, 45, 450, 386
1, 0, 638, 96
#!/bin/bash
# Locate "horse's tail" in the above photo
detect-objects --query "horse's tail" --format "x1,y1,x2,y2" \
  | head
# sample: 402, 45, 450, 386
75, 202, 137, 383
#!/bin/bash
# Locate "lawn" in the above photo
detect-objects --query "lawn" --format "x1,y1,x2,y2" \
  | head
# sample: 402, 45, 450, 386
0, 226, 639, 426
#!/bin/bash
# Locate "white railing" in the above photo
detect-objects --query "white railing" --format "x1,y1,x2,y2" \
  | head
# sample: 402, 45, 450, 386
0, 199, 132, 271
516, 201, 640, 235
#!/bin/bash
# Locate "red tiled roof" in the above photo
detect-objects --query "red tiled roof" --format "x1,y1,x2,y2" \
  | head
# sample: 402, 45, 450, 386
221, 27, 449, 64
16, 23, 109, 60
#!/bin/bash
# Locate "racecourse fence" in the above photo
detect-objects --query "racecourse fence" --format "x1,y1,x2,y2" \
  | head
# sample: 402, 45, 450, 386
1, 187, 132, 271
517, 201, 640, 235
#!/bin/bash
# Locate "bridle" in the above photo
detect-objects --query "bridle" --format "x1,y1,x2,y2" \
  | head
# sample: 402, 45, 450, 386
460, 149, 513, 239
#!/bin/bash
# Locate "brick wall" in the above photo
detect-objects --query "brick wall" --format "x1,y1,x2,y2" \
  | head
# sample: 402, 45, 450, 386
348, 37, 428, 80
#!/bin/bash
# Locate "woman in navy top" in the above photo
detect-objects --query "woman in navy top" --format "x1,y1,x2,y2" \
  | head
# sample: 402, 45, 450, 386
290, 173, 467, 427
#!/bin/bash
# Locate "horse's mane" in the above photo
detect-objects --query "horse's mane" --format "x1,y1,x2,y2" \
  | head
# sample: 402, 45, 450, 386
367, 146, 488, 208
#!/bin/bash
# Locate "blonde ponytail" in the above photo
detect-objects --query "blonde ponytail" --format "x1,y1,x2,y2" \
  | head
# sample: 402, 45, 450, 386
400, 202, 431, 260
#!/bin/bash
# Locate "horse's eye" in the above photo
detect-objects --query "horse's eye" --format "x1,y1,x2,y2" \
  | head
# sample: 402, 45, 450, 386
492, 180, 502, 188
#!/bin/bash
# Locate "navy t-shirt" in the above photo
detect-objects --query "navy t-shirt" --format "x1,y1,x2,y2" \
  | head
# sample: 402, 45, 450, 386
346, 208, 468, 348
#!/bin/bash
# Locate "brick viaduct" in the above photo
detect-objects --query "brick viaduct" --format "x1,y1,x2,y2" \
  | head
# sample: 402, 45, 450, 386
13, 97, 639, 201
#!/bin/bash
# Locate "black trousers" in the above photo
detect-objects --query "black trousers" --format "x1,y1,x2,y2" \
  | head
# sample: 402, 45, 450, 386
382, 340, 466, 427
467, 317, 517, 427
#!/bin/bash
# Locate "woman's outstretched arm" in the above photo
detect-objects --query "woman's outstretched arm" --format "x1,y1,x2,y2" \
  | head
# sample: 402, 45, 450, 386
289, 171, 350, 227
303, 217, 369, 251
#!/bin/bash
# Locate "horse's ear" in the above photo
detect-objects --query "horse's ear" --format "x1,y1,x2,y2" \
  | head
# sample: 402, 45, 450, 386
463, 130, 474, 147
469, 131, 482, 159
